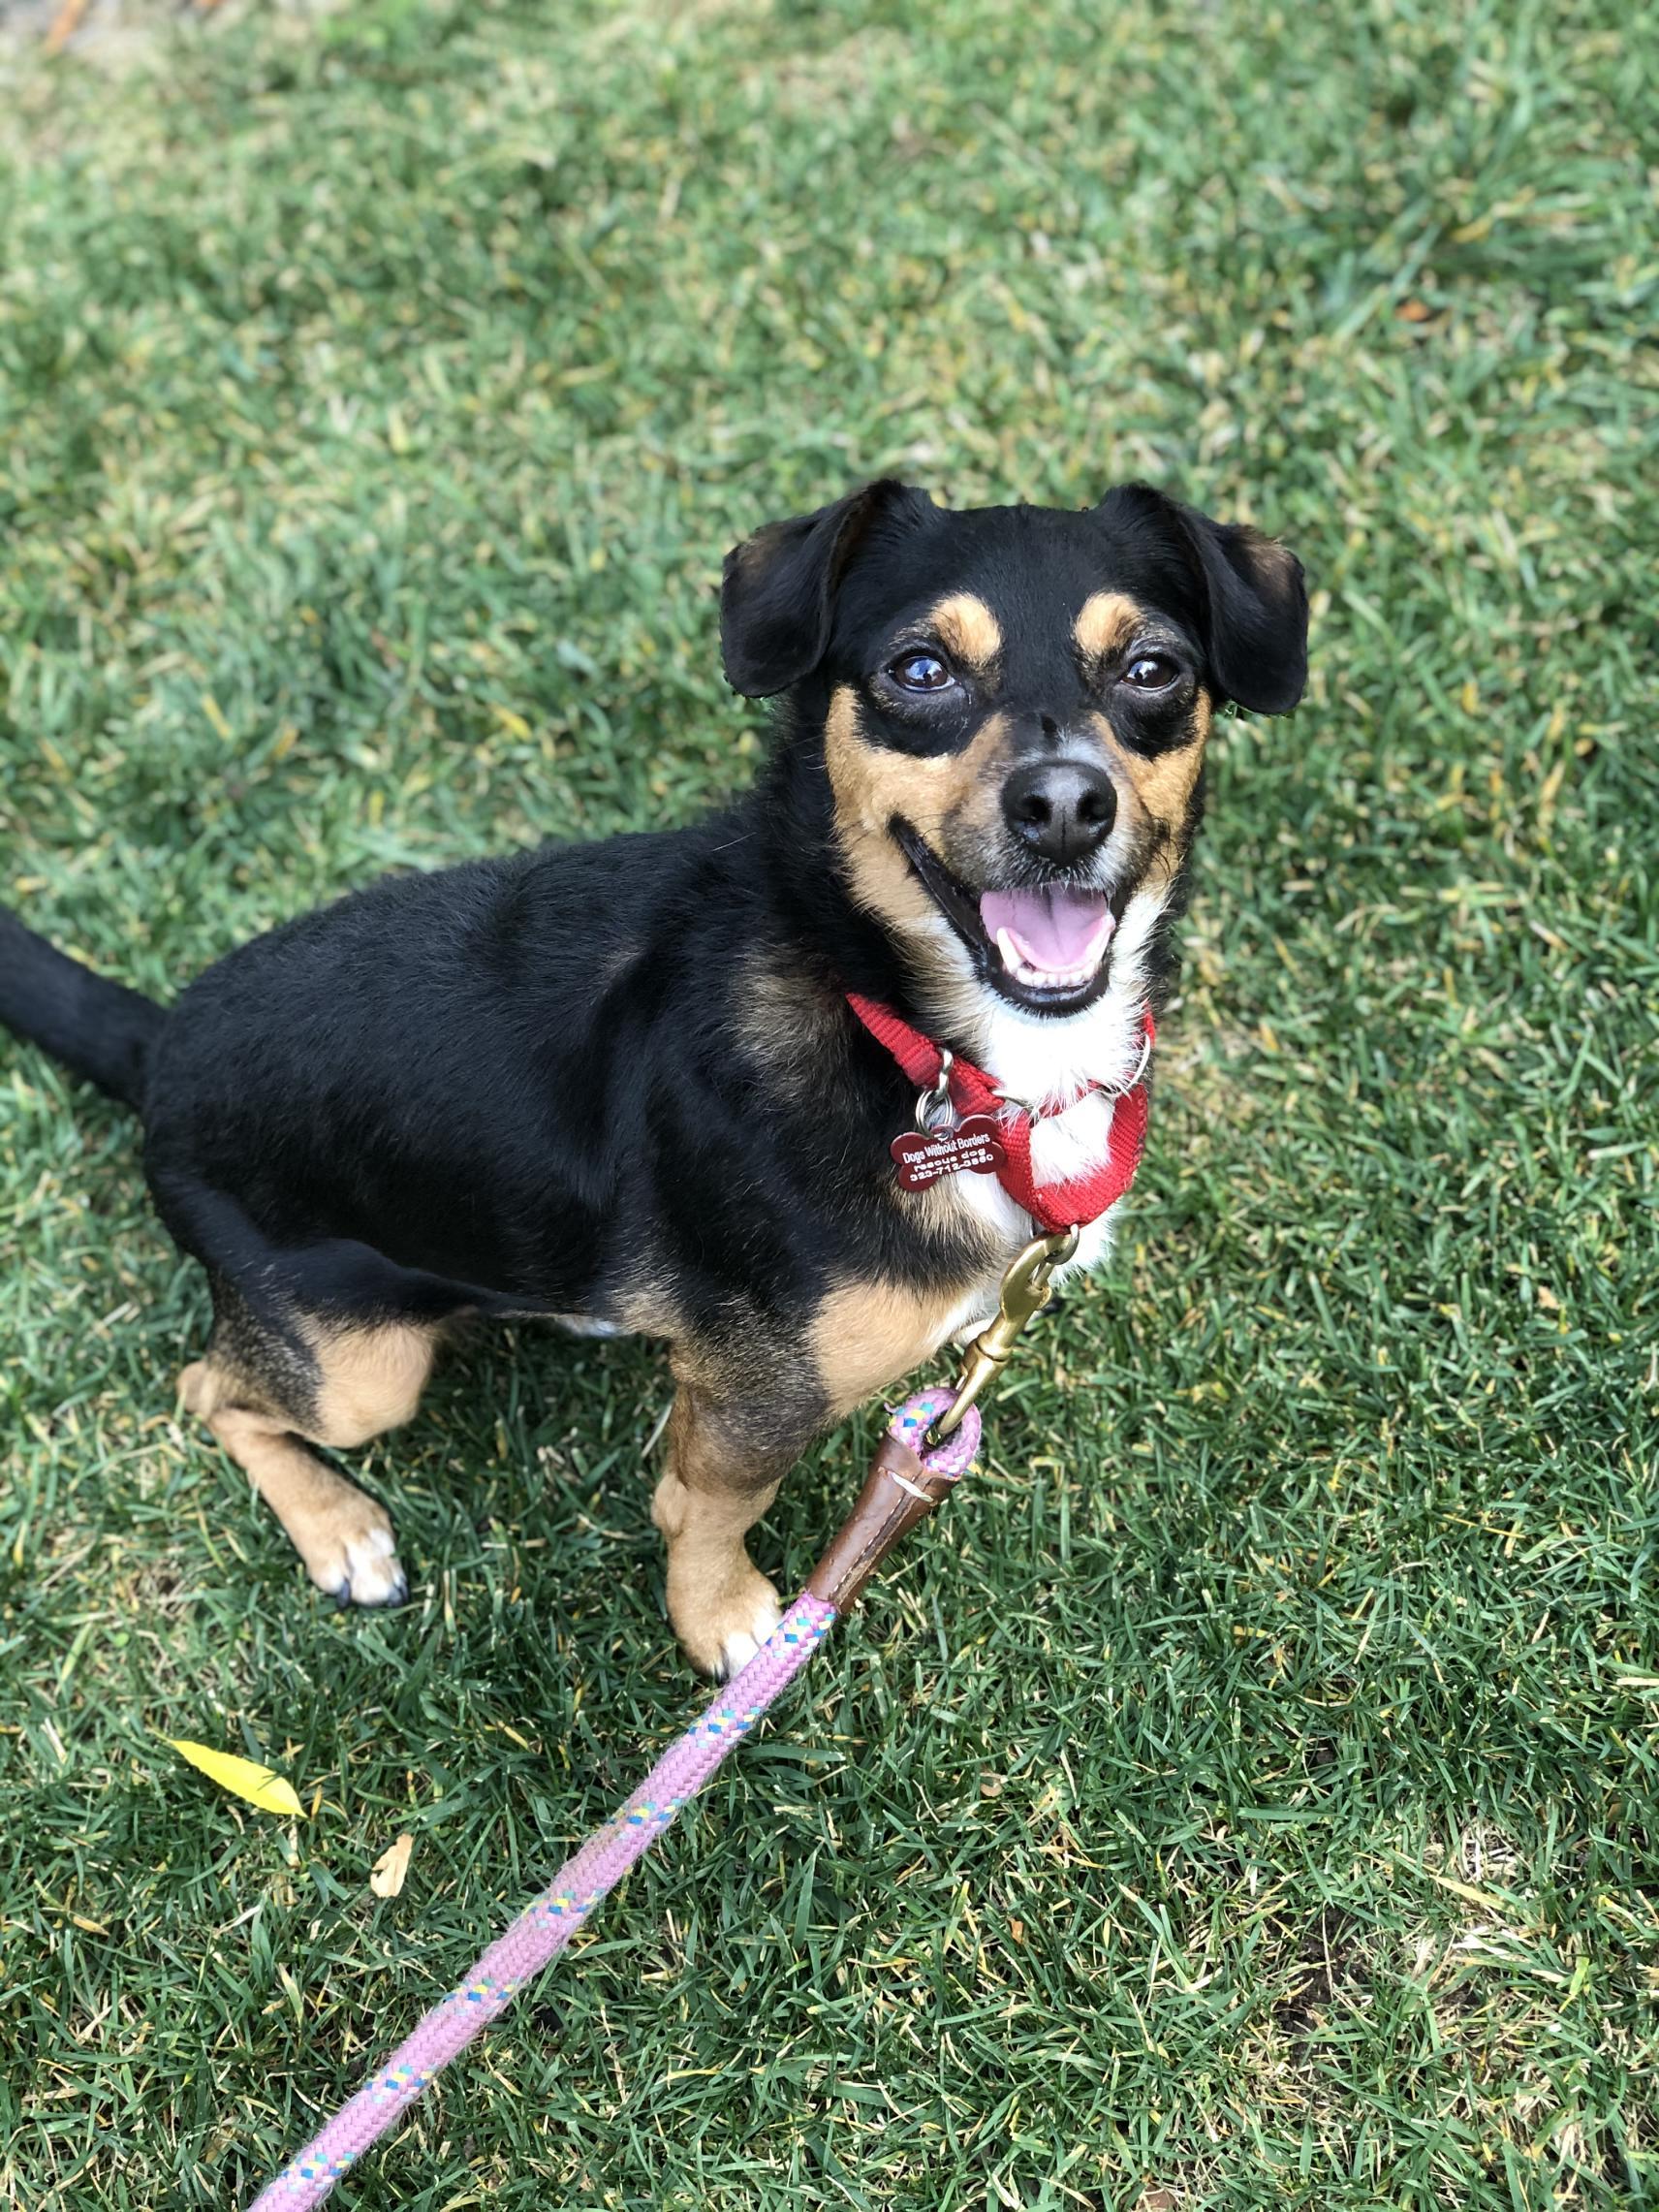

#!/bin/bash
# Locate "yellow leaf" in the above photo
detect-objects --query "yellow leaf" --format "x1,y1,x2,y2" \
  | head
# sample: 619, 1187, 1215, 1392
369, 1832, 415, 1899
165, 1738, 304, 1817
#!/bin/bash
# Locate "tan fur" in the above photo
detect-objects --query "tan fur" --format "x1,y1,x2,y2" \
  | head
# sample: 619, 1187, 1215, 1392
1073, 592, 1211, 869
824, 686, 945, 934
1073, 590, 1141, 662
809, 1275, 987, 1419
736, 953, 852, 1105
650, 1382, 791, 1675
825, 687, 1010, 935
178, 1326, 433, 1600
927, 590, 1002, 675
1089, 694, 1212, 881
305, 1320, 436, 1447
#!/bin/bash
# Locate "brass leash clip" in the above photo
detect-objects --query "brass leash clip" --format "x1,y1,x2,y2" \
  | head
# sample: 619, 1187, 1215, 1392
923, 1223, 1081, 1449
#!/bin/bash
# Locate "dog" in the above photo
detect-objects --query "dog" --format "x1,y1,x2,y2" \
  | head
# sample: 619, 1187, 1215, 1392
0, 482, 1306, 1676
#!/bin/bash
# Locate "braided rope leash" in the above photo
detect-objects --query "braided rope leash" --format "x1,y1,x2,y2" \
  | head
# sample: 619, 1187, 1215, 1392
248, 1387, 980, 2212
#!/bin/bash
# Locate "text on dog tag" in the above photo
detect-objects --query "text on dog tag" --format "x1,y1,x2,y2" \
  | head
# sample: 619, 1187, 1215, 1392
891, 1115, 1006, 1190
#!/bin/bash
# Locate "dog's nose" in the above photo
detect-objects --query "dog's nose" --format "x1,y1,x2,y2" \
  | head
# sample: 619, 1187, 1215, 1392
1001, 760, 1117, 867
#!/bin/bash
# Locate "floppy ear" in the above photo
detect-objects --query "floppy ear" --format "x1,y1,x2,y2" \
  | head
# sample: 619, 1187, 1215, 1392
720, 480, 931, 698
1101, 485, 1308, 714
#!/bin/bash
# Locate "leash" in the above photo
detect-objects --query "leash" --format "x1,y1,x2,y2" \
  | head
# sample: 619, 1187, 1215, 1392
249, 1006, 1156, 2207
248, 1238, 1083, 2209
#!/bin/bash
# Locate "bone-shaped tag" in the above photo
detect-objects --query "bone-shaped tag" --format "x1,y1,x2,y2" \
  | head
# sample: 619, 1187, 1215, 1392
890, 1115, 1006, 1190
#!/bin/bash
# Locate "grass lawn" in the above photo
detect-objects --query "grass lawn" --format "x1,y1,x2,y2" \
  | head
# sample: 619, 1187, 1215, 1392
2, 0, 1655, 2204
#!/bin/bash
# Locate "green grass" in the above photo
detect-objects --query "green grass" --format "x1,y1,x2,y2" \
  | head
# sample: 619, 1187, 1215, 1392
1, 0, 1655, 2204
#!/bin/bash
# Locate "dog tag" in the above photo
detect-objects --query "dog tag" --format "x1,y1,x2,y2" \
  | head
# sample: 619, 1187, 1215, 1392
891, 1114, 1006, 1190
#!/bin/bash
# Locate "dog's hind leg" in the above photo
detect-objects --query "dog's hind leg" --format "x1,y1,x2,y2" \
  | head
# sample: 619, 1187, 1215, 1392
180, 1286, 436, 1606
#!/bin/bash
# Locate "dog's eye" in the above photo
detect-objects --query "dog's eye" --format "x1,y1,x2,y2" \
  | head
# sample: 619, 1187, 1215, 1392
888, 651, 954, 693
1121, 652, 1179, 691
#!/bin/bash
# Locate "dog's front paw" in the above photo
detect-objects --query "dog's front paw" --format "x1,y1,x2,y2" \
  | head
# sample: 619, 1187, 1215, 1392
297, 1501, 409, 1608
672, 1567, 782, 1681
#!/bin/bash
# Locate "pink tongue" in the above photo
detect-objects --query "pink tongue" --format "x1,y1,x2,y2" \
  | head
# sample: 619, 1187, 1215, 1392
980, 887, 1111, 972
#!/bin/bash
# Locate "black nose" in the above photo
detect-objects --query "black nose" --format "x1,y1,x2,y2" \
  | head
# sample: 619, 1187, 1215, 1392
1001, 759, 1117, 867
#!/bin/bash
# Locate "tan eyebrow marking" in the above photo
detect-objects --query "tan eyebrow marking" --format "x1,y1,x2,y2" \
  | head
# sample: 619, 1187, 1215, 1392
1073, 590, 1142, 660
924, 592, 1002, 674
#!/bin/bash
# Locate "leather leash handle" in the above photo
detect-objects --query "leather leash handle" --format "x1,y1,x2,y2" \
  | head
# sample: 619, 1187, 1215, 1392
804, 1432, 957, 1612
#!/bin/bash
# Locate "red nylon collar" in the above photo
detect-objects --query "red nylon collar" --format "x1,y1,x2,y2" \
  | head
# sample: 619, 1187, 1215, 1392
845, 992, 1156, 1236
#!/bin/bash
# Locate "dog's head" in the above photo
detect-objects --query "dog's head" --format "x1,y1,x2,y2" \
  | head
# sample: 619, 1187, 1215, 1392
722, 483, 1307, 1018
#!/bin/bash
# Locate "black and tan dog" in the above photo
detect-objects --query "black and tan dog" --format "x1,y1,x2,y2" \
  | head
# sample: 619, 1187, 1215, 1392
0, 483, 1305, 1675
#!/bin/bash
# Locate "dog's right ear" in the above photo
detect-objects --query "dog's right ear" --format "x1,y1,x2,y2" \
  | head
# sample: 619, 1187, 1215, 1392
721, 480, 932, 698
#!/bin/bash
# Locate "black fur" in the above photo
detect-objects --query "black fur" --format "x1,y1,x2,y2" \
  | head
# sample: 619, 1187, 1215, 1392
1, 479, 1309, 1346
0, 908, 166, 1107
1096, 484, 1309, 714
720, 479, 933, 696
1, 484, 1307, 1641
134, 825, 938, 1328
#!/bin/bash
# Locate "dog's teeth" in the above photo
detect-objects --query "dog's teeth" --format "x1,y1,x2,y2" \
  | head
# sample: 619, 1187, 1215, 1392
995, 925, 1105, 994
1011, 954, 1096, 991
999, 920, 1119, 991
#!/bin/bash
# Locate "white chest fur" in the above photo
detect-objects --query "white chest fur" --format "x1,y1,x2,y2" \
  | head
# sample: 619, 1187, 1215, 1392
930, 883, 1166, 1297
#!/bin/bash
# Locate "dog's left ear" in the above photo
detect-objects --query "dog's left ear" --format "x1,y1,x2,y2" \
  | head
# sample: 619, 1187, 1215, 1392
1099, 485, 1308, 714
721, 480, 932, 698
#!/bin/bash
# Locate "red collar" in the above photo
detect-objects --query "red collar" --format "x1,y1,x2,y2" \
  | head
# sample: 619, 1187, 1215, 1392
845, 993, 1156, 1236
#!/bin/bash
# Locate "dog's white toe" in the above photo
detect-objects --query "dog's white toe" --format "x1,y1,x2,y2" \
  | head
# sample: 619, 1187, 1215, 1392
717, 1593, 783, 1680
342, 1526, 408, 1607
752, 1591, 782, 1643
720, 1628, 762, 1676
306, 1517, 408, 1608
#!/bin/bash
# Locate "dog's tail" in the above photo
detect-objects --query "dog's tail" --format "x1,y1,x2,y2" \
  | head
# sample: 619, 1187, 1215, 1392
0, 905, 168, 1111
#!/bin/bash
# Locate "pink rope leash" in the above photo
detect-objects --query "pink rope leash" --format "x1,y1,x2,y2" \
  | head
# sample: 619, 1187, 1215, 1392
247, 1388, 979, 2212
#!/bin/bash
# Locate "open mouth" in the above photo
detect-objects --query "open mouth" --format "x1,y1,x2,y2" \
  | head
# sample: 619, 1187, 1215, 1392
895, 822, 1121, 1013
